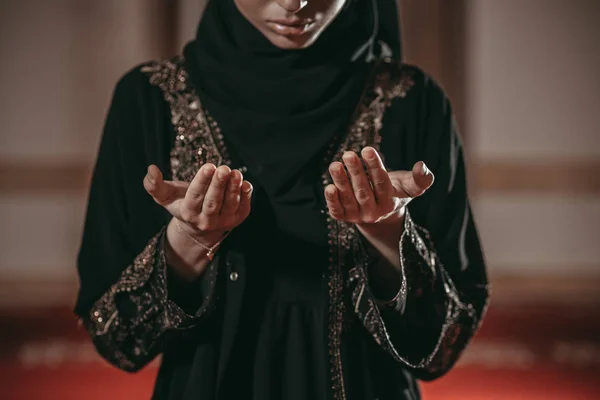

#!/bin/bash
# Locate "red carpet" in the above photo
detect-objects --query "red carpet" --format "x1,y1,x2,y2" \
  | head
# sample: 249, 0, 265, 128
1, 305, 599, 400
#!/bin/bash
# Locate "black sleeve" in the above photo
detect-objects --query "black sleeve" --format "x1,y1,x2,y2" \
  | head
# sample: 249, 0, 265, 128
348, 74, 490, 381
75, 69, 220, 372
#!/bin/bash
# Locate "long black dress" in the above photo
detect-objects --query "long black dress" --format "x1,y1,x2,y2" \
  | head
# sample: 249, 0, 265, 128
75, 55, 489, 399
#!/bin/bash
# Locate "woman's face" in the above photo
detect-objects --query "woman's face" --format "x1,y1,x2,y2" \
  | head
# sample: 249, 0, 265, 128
234, 0, 347, 49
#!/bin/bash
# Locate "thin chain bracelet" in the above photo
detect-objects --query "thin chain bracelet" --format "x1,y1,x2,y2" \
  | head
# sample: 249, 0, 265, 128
174, 219, 231, 261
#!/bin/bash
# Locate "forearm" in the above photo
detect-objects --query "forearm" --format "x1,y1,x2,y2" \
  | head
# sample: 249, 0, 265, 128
356, 209, 405, 300
165, 217, 224, 281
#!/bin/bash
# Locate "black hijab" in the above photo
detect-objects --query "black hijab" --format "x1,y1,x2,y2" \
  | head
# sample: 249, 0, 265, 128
183, 0, 402, 245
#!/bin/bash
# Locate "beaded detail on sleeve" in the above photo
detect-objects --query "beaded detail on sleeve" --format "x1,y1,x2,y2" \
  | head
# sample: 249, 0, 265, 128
84, 229, 220, 372
347, 210, 487, 378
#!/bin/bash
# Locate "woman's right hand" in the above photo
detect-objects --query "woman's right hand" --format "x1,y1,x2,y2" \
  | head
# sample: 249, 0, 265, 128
143, 163, 253, 246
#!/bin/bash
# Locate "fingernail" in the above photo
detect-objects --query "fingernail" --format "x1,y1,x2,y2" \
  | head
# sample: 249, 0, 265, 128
362, 147, 375, 159
203, 165, 215, 176
421, 162, 429, 176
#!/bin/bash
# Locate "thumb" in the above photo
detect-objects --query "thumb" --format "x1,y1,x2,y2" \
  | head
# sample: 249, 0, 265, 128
390, 162, 434, 198
412, 161, 435, 193
144, 165, 175, 205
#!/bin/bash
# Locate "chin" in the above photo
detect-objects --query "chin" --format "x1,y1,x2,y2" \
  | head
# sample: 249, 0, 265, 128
267, 33, 319, 50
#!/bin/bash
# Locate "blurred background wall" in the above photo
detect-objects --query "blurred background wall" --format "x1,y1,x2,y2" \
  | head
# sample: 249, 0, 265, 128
404, 1, 600, 302
1, 0, 598, 306
465, 0, 600, 302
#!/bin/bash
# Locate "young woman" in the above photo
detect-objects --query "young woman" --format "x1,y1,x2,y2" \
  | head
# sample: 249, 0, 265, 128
75, 0, 490, 399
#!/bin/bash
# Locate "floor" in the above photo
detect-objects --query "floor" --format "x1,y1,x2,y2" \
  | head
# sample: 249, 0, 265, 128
1, 304, 599, 400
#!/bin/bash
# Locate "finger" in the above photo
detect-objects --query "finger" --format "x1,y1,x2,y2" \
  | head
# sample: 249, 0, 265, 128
182, 163, 216, 215
329, 161, 360, 221
361, 147, 394, 205
341, 151, 377, 216
144, 165, 168, 202
414, 161, 435, 191
202, 165, 231, 217
220, 169, 243, 216
391, 162, 435, 198
144, 165, 184, 205
235, 180, 253, 221
324, 184, 345, 220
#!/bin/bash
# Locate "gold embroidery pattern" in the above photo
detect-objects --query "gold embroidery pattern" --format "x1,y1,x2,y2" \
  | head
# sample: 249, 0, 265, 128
141, 57, 232, 182
320, 59, 415, 400
86, 229, 221, 371
348, 212, 437, 362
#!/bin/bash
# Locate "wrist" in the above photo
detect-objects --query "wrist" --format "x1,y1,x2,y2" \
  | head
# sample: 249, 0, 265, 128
356, 207, 405, 240
171, 217, 226, 247
165, 221, 212, 281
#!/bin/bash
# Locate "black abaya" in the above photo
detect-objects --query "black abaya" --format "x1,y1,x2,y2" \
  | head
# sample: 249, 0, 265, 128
75, 57, 489, 400
75, 1, 489, 399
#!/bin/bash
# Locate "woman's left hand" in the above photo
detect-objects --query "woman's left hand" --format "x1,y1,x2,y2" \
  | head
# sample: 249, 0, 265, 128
325, 147, 434, 226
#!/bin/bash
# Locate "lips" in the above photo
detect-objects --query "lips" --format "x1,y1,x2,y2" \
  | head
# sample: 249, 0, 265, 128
267, 19, 315, 36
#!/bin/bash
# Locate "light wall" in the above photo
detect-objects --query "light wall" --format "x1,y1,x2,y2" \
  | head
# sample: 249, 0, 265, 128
466, 0, 600, 275
176, 0, 209, 50
0, 1, 168, 282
